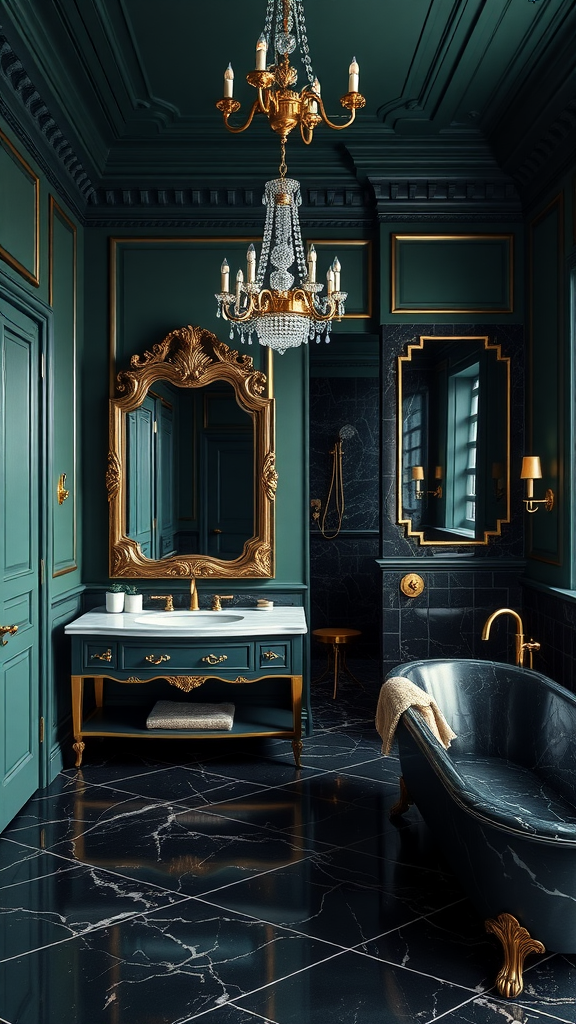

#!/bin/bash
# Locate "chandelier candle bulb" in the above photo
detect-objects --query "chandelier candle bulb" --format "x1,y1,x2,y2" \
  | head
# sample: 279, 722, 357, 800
246, 244, 256, 283
327, 267, 335, 295
307, 244, 317, 282
348, 57, 359, 93
224, 63, 234, 98
235, 268, 243, 301
310, 77, 321, 114
332, 257, 341, 292
221, 259, 230, 292
256, 33, 267, 70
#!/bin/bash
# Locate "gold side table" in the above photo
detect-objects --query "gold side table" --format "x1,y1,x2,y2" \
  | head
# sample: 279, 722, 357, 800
312, 627, 363, 700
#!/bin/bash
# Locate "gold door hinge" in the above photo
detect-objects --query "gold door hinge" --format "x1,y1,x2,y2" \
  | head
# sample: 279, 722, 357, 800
153, 518, 157, 530
39, 717, 44, 743
41, 353, 45, 378
153, 420, 158, 433
40, 559, 45, 586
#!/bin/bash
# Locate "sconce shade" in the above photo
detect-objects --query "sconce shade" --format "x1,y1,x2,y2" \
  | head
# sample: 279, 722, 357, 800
521, 456, 542, 480
434, 466, 443, 480
412, 466, 425, 481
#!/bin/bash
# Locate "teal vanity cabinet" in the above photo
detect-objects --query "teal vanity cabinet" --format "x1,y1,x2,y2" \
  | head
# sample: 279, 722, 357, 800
65, 608, 307, 767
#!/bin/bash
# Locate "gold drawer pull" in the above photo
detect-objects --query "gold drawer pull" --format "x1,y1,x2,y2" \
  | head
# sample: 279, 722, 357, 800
0, 624, 18, 646
145, 654, 171, 665
262, 650, 280, 661
91, 649, 112, 662
201, 653, 228, 665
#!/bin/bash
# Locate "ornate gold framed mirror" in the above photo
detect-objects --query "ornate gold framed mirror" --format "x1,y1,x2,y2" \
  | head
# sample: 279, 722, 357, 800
108, 325, 276, 577
398, 335, 510, 545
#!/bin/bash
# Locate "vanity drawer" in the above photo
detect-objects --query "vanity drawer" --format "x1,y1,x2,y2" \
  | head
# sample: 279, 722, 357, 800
256, 642, 290, 671
120, 643, 253, 673
83, 642, 117, 670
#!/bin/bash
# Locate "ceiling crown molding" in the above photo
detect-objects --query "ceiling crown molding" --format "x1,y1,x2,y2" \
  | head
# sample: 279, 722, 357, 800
0, 33, 95, 209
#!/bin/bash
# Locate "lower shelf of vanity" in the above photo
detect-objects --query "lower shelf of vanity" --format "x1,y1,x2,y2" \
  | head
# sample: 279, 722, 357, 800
80, 704, 296, 737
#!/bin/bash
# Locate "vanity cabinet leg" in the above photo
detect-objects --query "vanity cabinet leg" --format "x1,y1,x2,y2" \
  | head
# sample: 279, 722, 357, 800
71, 675, 85, 767
94, 677, 104, 707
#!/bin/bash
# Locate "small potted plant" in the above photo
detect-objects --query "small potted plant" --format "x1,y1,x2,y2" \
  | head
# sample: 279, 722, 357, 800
105, 582, 125, 613
124, 584, 143, 613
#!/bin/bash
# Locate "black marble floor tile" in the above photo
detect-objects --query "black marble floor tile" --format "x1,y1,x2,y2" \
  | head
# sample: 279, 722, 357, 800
433, 992, 572, 1023
0, 838, 188, 960
77, 764, 273, 809
0, 901, 337, 1024
233, 948, 479, 1024
202, 843, 465, 947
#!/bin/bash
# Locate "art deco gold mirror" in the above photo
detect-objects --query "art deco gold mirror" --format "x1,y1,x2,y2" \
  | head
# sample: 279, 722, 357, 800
108, 325, 277, 578
398, 335, 510, 545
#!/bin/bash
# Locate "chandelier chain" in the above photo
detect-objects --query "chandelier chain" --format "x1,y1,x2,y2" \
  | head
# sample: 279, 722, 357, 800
293, 0, 316, 86
279, 139, 287, 178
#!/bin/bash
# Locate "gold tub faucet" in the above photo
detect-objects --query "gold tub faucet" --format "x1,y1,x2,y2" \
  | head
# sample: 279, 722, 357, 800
190, 576, 199, 611
481, 608, 540, 668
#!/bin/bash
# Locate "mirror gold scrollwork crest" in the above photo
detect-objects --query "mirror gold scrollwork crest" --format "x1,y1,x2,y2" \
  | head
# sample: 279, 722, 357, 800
108, 325, 276, 578
398, 335, 510, 545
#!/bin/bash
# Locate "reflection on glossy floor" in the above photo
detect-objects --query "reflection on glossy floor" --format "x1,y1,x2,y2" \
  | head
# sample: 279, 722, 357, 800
1, 669, 575, 1024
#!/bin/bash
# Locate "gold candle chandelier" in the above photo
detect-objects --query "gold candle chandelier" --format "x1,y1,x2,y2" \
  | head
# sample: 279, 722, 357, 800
215, 0, 365, 355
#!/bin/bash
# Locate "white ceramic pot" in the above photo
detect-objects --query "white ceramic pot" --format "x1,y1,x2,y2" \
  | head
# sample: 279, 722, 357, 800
124, 594, 143, 613
105, 591, 125, 613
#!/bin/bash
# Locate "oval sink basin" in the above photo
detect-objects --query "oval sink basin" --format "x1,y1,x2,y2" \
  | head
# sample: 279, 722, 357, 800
135, 613, 244, 628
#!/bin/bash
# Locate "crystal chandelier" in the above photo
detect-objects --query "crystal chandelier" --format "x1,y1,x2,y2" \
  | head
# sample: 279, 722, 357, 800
215, 0, 365, 356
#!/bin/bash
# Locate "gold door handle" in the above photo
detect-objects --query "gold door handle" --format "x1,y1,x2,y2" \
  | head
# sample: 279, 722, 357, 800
262, 650, 280, 660
57, 473, 69, 504
212, 528, 223, 534
0, 624, 18, 646
201, 653, 228, 665
145, 654, 171, 665
91, 649, 112, 662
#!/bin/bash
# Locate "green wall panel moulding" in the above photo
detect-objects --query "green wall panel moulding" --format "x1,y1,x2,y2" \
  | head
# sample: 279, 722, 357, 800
0, 129, 40, 288
391, 234, 514, 314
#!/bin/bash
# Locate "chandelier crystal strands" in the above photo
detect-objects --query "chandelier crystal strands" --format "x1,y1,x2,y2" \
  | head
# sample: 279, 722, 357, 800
215, 0, 365, 356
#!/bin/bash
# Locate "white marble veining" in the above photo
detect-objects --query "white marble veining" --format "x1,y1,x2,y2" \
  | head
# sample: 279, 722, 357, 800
64, 606, 307, 638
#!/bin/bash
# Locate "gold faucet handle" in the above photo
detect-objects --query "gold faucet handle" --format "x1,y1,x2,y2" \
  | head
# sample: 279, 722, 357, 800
150, 594, 174, 612
212, 594, 233, 612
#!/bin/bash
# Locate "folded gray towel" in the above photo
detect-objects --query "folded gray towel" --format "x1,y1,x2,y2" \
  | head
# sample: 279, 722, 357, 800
146, 701, 235, 731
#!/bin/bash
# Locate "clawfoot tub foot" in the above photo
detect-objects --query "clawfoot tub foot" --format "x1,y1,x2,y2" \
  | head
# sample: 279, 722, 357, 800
485, 912, 546, 998
390, 775, 413, 819
291, 739, 303, 768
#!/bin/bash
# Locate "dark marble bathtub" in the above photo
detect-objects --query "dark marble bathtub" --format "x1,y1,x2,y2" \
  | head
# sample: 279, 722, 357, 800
386, 659, 576, 996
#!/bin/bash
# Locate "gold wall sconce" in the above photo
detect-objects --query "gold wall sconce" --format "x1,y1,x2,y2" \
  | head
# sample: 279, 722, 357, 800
412, 465, 442, 500
520, 456, 554, 513
57, 473, 69, 505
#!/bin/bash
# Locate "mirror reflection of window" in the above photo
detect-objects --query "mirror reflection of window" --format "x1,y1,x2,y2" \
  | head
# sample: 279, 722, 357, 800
446, 364, 479, 536
402, 391, 427, 513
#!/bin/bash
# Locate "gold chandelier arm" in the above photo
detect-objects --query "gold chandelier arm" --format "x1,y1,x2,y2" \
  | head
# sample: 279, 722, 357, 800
300, 121, 314, 145
221, 296, 256, 323
314, 93, 357, 132
218, 97, 262, 134
258, 88, 271, 115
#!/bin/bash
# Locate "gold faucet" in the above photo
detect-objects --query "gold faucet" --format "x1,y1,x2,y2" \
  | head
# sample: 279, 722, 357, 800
189, 576, 199, 611
481, 608, 540, 668
150, 594, 174, 612
211, 594, 233, 612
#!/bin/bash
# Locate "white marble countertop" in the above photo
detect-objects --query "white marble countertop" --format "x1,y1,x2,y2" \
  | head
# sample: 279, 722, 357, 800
65, 606, 308, 638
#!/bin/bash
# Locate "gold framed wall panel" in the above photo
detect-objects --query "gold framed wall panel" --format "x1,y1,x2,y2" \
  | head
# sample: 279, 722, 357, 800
49, 196, 78, 577
397, 335, 511, 546
0, 128, 40, 287
527, 194, 564, 568
308, 239, 372, 319
391, 234, 514, 314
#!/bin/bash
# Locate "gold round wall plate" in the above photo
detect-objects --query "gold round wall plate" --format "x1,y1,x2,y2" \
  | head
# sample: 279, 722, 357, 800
400, 573, 425, 598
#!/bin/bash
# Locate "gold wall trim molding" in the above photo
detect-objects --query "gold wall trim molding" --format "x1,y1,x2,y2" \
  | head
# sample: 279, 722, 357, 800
49, 195, 78, 577
527, 193, 564, 567
109, 324, 275, 579
0, 128, 40, 287
309, 239, 372, 319
391, 233, 514, 315
397, 335, 511, 546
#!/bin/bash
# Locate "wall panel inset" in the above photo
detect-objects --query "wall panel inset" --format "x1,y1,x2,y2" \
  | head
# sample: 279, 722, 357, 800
49, 197, 77, 577
392, 234, 513, 314
0, 130, 39, 287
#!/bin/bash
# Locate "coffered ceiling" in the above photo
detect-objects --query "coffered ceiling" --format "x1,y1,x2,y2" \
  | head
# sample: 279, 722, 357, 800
0, 0, 574, 213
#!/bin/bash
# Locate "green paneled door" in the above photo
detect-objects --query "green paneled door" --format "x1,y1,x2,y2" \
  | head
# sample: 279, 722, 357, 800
0, 299, 40, 832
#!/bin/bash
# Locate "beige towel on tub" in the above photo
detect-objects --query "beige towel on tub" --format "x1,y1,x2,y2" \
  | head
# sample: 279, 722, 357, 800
375, 676, 457, 755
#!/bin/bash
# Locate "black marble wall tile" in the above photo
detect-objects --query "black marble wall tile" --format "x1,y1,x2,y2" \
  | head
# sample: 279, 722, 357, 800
381, 569, 523, 677
309, 375, 381, 658
523, 585, 576, 694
